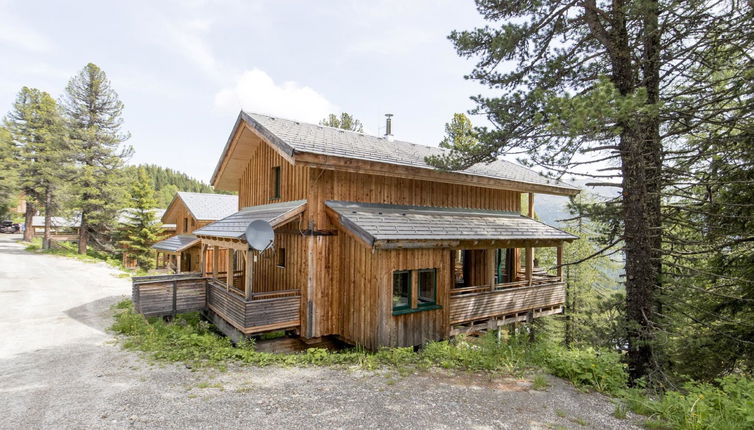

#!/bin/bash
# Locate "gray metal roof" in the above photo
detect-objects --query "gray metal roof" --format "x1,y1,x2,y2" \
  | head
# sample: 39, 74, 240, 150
241, 112, 579, 194
193, 199, 307, 240
152, 234, 200, 253
177, 192, 238, 221
31, 215, 80, 228
325, 201, 577, 248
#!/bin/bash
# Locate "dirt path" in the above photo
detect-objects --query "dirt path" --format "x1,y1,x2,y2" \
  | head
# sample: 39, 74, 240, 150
0, 235, 641, 429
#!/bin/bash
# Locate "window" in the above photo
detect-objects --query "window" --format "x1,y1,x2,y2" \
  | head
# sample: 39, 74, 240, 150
277, 248, 286, 268
183, 218, 188, 232
392, 269, 441, 315
271, 166, 281, 199
495, 249, 514, 284
392, 271, 411, 311
417, 269, 437, 307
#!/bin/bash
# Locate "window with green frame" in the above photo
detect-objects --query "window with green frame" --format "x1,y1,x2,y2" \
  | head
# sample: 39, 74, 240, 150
392, 268, 440, 314
392, 271, 411, 311
417, 269, 437, 307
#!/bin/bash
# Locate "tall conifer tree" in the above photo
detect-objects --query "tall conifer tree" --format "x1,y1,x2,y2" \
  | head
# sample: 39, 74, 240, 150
62, 63, 131, 254
5, 87, 68, 246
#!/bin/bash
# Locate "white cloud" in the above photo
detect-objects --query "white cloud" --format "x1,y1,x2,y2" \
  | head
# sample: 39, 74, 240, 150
214, 69, 338, 123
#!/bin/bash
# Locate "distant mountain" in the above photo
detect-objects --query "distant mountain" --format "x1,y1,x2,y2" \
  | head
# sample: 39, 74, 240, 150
534, 178, 618, 226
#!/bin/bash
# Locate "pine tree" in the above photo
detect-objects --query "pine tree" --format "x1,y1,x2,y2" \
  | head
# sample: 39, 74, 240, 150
319, 113, 364, 132
0, 126, 18, 219
433, 0, 753, 383
4, 87, 69, 246
62, 63, 132, 254
118, 169, 162, 271
426, 113, 481, 170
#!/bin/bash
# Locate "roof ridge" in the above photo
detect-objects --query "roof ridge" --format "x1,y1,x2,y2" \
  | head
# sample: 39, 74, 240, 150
244, 112, 577, 192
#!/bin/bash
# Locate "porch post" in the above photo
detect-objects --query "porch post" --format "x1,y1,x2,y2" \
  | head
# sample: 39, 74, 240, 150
226, 248, 234, 288
199, 244, 206, 277
556, 244, 563, 281
528, 193, 535, 271
212, 245, 219, 279
244, 250, 253, 300
486, 249, 496, 289
525, 246, 533, 285
176, 253, 182, 274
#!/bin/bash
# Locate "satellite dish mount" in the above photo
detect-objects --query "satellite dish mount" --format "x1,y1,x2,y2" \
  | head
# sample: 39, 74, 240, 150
245, 219, 274, 252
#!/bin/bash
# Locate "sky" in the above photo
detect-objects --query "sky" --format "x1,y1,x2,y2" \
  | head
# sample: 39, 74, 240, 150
0, 0, 491, 183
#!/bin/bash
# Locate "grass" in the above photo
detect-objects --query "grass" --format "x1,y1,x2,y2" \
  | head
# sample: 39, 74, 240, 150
532, 374, 549, 390
612, 402, 628, 419
110, 300, 754, 429
110, 299, 627, 389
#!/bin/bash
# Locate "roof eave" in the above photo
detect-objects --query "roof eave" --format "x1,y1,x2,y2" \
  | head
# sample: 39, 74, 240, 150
211, 111, 297, 191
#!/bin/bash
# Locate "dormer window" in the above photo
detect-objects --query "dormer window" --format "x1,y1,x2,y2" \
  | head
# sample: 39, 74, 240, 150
271, 166, 281, 200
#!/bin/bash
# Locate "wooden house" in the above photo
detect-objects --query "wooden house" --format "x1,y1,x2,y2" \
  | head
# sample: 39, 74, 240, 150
151, 192, 238, 273
132, 112, 579, 349
31, 215, 80, 241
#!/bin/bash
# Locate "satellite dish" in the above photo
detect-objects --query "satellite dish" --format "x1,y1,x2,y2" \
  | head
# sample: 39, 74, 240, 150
245, 219, 274, 251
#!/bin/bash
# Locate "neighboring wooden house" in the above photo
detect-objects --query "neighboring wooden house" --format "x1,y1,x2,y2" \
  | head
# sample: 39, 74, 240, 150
31, 215, 80, 241
133, 112, 579, 349
151, 192, 238, 273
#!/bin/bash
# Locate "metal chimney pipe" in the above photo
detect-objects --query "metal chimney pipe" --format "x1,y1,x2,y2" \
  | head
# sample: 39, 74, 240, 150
385, 113, 393, 141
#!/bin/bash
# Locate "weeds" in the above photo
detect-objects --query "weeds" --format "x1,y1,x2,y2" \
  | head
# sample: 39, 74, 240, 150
532, 374, 549, 390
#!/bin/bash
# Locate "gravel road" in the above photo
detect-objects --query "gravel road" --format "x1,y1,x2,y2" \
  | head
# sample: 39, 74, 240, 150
0, 234, 641, 429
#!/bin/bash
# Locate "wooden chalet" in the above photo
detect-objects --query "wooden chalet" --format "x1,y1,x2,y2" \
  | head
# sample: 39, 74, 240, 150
151, 192, 238, 273
31, 215, 81, 241
132, 112, 579, 349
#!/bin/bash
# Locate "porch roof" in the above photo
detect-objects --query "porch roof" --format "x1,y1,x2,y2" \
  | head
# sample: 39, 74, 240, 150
325, 201, 577, 249
193, 199, 307, 240
152, 234, 200, 253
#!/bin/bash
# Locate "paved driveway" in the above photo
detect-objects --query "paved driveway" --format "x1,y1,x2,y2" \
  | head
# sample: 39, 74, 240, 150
0, 235, 640, 429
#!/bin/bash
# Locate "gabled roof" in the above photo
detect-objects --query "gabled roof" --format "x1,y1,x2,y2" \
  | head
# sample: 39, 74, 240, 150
152, 234, 200, 253
163, 192, 239, 223
325, 201, 577, 249
193, 199, 307, 240
211, 111, 580, 196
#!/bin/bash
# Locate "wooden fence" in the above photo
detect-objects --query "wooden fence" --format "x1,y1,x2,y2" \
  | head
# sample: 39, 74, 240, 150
131, 274, 300, 335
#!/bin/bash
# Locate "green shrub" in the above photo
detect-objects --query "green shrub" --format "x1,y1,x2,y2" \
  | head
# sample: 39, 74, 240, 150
533, 343, 628, 394
622, 376, 754, 430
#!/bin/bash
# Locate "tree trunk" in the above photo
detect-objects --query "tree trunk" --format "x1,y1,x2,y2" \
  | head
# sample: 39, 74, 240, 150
621, 124, 660, 383
43, 188, 52, 250
23, 201, 35, 242
78, 211, 88, 254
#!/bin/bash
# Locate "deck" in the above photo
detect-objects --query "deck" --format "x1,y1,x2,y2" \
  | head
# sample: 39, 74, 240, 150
131, 274, 301, 337
449, 276, 565, 335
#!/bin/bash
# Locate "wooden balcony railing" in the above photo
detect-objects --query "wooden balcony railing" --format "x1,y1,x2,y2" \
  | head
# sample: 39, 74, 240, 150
131, 274, 300, 335
449, 277, 565, 325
